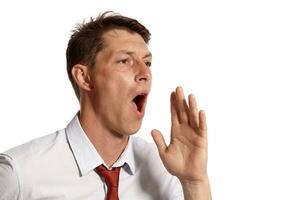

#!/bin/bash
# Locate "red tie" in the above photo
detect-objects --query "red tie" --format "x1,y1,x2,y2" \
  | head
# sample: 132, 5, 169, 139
96, 164, 121, 200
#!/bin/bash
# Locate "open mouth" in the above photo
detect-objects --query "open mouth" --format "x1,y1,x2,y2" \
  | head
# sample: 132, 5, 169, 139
132, 93, 147, 112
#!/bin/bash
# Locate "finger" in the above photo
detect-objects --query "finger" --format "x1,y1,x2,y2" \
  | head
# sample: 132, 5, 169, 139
188, 94, 199, 128
170, 92, 180, 125
199, 110, 208, 138
175, 86, 189, 123
151, 129, 167, 156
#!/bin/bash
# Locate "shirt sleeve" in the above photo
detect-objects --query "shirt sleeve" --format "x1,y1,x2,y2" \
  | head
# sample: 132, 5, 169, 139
0, 154, 20, 200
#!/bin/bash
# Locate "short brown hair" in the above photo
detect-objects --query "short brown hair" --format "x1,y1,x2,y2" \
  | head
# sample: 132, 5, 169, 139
66, 11, 151, 100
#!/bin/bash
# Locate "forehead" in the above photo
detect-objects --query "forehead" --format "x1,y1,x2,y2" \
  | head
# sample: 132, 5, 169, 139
101, 29, 150, 56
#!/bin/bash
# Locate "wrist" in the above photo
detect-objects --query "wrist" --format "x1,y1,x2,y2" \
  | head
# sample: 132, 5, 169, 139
179, 175, 211, 200
179, 174, 210, 186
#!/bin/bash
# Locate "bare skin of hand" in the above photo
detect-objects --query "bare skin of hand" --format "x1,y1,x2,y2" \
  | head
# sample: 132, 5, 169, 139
151, 86, 211, 199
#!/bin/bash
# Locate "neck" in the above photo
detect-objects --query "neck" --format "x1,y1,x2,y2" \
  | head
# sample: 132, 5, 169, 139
78, 100, 129, 168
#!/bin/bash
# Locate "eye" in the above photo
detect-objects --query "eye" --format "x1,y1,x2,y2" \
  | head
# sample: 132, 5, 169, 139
118, 58, 130, 64
145, 61, 152, 67
116, 55, 134, 66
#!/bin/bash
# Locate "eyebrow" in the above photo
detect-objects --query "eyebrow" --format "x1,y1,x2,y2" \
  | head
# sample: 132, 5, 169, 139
143, 52, 152, 59
117, 50, 152, 59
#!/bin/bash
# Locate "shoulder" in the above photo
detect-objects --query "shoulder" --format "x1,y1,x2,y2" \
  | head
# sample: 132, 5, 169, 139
131, 136, 158, 159
0, 129, 69, 198
1, 129, 68, 178
3, 129, 66, 161
130, 136, 162, 170
131, 136, 155, 150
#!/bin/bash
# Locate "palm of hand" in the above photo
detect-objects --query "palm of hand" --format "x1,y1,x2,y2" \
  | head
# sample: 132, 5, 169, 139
152, 87, 208, 182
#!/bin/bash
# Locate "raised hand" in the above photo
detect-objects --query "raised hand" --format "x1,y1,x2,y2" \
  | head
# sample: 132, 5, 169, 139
151, 86, 209, 185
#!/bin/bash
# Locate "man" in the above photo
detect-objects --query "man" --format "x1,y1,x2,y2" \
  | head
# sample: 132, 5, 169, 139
0, 12, 211, 200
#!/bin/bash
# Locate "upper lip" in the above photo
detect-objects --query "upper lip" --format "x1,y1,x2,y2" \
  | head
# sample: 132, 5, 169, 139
132, 89, 149, 100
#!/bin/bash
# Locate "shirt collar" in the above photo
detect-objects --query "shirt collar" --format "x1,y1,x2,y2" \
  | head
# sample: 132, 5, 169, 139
65, 112, 136, 176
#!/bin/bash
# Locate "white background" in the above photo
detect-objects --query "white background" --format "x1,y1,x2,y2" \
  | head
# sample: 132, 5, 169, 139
0, 0, 300, 199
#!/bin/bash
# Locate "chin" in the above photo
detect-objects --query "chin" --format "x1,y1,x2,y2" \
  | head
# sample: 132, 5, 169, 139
127, 127, 141, 135
124, 122, 142, 135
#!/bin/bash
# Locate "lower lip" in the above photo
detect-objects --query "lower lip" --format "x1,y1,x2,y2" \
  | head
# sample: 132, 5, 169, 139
131, 102, 145, 118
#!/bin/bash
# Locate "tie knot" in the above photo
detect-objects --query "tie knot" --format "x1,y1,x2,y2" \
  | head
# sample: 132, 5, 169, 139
96, 164, 121, 188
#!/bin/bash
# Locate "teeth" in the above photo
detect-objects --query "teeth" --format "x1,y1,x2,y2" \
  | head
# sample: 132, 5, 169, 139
132, 101, 138, 110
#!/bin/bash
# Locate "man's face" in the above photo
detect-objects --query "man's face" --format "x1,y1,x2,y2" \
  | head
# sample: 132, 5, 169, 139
89, 29, 152, 136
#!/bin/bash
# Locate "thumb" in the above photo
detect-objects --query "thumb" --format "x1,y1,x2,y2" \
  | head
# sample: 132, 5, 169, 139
151, 129, 167, 156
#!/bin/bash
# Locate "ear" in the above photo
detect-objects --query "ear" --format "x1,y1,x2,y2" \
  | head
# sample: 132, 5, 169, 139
71, 64, 94, 92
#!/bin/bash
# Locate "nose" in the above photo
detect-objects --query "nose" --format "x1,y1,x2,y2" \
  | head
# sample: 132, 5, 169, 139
135, 73, 150, 82
134, 61, 151, 82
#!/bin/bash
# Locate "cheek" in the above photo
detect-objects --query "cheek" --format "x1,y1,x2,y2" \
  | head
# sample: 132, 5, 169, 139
109, 69, 135, 88
92, 67, 136, 102
95, 66, 134, 86
94, 74, 132, 105
106, 75, 133, 93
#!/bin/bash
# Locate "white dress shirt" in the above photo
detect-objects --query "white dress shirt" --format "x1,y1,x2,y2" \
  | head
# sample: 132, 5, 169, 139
0, 113, 183, 200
